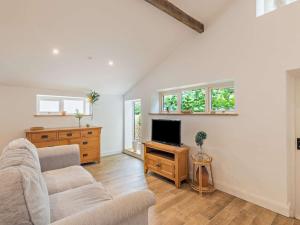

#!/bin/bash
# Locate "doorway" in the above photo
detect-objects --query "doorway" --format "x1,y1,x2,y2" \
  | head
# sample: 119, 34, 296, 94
287, 69, 300, 219
124, 99, 142, 159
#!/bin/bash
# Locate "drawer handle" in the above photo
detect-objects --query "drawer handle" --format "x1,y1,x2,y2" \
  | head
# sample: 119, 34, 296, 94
88, 131, 93, 135
41, 135, 48, 139
155, 163, 161, 168
83, 141, 88, 145
83, 153, 88, 157
67, 133, 73, 137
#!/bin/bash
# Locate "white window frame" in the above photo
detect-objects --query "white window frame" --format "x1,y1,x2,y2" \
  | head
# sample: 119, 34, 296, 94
36, 95, 91, 116
256, 0, 298, 17
159, 81, 236, 114
160, 91, 181, 113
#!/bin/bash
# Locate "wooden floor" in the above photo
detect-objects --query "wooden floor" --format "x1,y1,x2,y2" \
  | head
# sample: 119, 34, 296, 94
85, 154, 300, 225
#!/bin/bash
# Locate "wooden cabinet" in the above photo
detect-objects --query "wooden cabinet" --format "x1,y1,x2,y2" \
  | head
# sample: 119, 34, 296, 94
144, 141, 189, 188
26, 127, 101, 164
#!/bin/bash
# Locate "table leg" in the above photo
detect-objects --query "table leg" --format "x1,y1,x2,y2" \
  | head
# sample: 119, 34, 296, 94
199, 165, 202, 195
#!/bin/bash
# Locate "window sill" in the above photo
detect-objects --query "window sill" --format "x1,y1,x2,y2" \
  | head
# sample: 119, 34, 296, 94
149, 112, 238, 116
34, 114, 92, 117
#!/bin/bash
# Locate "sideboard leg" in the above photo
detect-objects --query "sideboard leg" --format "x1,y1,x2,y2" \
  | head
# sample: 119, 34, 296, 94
175, 180, 180, 188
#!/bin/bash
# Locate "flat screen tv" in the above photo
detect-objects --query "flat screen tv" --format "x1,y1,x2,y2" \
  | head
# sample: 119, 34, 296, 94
151, 119, 181, 146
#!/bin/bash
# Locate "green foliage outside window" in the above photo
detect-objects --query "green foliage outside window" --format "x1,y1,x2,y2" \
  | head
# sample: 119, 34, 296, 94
163, 95, 178, 112
181, 89, 206, 112
211, 88, 235, 111
134, 101, 142, 141
134, 101, 141, 115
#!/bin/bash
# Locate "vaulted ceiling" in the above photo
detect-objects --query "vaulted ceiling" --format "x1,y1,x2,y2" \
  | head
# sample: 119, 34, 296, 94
0, 0, 232, 94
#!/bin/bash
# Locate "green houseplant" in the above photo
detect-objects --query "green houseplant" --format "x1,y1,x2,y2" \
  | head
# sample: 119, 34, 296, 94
195, 131, 207, 155
87, 90, 100, 119
194, 131, 209, 187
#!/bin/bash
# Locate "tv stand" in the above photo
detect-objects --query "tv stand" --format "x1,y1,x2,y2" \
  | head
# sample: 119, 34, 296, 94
144, 141, 189, 188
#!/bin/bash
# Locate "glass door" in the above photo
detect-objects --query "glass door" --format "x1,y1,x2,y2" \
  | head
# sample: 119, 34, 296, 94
124, 99, 142, 159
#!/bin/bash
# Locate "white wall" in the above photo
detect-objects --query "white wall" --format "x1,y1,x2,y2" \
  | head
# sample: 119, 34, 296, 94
125, 0, 300, 216
0, 84, 123, 156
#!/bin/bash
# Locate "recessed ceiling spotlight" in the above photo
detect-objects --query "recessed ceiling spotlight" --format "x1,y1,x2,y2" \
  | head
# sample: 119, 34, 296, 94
108, 60, 114, 66
52, 48, 60, 55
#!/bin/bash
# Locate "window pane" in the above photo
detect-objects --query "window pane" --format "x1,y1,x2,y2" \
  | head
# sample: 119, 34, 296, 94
134, 101, 142, 141
211, 87, 235, 111
39, 100, 60, 113
85, 100, 91, 115
257, 0, 297, 16
163, 95, 178, 112
63, 100, 84, 114
181, 89, 206, 112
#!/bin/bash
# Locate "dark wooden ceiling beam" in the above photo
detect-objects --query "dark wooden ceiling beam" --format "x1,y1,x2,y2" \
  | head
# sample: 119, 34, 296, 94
145, 0, 204, 33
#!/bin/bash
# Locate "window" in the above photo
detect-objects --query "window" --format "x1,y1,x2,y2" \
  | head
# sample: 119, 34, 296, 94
211, 87, 235, 112
181, 89, 206, 112
159, 81, 236, 114
36, 95, 91, 115
257, 0, 297, 16
162, 94, 178, 112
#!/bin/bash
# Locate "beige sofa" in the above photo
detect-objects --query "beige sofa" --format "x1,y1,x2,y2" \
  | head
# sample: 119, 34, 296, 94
0, 138, 155, 225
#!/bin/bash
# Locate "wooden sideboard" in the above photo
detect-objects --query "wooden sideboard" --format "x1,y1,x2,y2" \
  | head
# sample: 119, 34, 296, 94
144, 141, 189, 188
26, 127, 101, 164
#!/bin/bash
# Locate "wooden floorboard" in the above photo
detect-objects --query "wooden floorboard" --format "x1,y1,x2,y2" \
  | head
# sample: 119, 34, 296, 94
84, 154, 300, 225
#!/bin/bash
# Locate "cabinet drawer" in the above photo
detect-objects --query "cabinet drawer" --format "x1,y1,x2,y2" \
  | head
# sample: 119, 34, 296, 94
31, 132, 57, 142
81, 129, 100, 138
69, 137, 99, 150
34, 141, 60, 148
146, 154, 175, 179
80, 150, 99, 163
58, 130, 81, 140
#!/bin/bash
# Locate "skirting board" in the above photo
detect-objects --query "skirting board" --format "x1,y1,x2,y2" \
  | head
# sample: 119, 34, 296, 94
188, 172, 290, 217
215, 181, 291, 217
101, 150, 122, 157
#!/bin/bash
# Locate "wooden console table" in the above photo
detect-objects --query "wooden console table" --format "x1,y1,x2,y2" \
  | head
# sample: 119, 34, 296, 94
25, 127, 101, 164
144, 141, 189, 188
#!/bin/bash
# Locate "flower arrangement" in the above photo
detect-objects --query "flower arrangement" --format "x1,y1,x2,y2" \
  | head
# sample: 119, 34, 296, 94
87, 90, 100, 120
87, 90, 100, 104
75, 109, 84, 127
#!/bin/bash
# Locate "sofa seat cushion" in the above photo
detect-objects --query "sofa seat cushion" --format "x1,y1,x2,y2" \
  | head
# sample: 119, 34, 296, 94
43, 165, 95, 195
50, 182, 112, 222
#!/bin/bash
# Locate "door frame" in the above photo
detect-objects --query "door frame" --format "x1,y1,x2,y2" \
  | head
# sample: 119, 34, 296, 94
286, 69, 300, 218
123, 99, 143, 160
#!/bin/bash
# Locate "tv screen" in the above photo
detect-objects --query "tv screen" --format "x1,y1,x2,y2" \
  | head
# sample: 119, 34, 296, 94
151, 119, 181, 146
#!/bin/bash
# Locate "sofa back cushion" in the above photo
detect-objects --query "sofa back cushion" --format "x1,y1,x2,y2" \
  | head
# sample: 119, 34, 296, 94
0, 138, 50, 225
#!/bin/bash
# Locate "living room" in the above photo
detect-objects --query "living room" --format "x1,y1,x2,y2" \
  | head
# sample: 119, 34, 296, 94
1, 0, 300, 224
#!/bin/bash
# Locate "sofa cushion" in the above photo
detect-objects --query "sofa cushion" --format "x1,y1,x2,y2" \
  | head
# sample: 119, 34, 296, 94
50, 182, 112, 222
0, 138, 50, 225
0, 138, 41, 171
0, 167, 32, 225
43, 165, 96, 195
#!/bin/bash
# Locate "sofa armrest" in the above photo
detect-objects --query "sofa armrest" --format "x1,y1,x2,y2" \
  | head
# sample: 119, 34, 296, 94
50, 190, 156, 225
37, 145, 80, 172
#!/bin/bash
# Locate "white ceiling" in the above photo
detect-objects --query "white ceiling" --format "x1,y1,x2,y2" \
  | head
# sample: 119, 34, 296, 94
0, 0, 232, 95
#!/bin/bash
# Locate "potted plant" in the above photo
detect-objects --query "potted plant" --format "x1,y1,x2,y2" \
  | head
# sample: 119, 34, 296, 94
75, 109, 84, 127
87, 90, 100, 119
194, 131, 209, 187
195, 131, 207, 156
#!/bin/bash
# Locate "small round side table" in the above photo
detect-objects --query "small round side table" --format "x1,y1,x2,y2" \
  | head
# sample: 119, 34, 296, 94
191, 153, 215, 194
